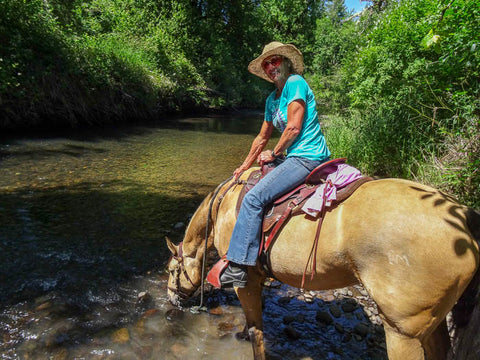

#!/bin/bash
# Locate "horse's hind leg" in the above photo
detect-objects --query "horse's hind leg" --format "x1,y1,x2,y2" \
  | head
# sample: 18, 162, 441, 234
235, 268, 266, 360
384, 325, 425, 360
423, 319, 450, 360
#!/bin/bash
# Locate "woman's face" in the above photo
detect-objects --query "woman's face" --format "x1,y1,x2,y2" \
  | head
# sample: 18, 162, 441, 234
262, 55, 290, 83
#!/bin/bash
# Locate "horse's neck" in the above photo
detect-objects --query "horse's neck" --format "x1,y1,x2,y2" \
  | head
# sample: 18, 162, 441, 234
182, 191, 214, 257
183, 172, 256, 258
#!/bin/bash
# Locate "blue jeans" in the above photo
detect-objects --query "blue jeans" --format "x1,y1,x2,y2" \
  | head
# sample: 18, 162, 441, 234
226, 156, 325, 266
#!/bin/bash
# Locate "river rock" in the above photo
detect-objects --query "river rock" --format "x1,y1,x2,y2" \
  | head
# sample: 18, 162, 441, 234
366, 336, 377, 347
35, 301, 52, 311
355, 286, 369, 297
341, 301, 357, 313
284, 325, 301, 339
296, 314, 305, 323
51, 348, 68, 360
342, 333, 352, 344
353, 334, 363, 342
170, 343, 188, 357
335, 288, 348, 297
209, 306, 223, 315
137, 291, 150, 303
334, 322, 345, 334
316, 311, 333, 325
369, 305, 379, 315
143, 308, 160, 317
134, 317, 146, 335
165, 308, 184, 321
328, 304, 342, 318
353, 322, 370, 337
278, 296, 292, 305
235, 330, 250, 341
264, 279, 282, 288
333, 345, 344, 355
217, 321, 235, 331
374, 324, 385, 335
303, 292, 314, 303
112, 328, 130, 344
173, 222, 185, 230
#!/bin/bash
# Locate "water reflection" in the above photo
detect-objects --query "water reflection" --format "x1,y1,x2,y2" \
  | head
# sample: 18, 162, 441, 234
173, 116, 263, 135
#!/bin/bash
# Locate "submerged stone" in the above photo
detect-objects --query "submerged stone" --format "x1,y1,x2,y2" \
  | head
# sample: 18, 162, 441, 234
165, 308, 184, 321
112, 328, 130, 344
316, 311, 333, 325
209, 306, 224, 315
341, 301, 357, 313
329, 304, 342, 318
284, 325, 301, 339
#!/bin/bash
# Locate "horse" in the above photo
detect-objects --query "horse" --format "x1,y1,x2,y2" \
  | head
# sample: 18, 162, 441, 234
166, 167, 480, 360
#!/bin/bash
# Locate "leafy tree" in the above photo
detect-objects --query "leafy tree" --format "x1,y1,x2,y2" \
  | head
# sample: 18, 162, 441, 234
307, 0, 356, 114
256, 0, 325, 63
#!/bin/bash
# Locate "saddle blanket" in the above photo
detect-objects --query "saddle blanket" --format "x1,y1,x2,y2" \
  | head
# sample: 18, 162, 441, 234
302, 163, 363, 217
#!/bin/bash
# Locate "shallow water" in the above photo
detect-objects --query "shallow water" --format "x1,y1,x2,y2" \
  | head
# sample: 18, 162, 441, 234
0, 114, 386, 359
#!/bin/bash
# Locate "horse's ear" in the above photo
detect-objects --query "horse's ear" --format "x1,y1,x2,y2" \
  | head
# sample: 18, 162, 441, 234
165, 237, 178, 256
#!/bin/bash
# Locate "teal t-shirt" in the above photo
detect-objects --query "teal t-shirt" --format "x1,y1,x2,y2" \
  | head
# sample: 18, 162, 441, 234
264, 75, 330, 161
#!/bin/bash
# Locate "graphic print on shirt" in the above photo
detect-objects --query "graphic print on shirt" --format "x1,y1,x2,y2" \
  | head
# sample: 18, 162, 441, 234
272, 106, 287, 133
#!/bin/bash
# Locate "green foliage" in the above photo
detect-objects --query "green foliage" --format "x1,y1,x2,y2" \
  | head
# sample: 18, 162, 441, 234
337, 0, 479, 207
307, 1, 357, 114
256, 0, 324, 55
0, 0, 478, 206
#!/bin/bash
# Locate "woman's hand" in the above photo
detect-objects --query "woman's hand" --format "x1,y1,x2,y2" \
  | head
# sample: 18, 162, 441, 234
233, 165, 247, 181
257, 150, 275, 164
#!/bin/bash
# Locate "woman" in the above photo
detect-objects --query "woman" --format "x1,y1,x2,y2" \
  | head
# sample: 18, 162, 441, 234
220, 41, 331, 288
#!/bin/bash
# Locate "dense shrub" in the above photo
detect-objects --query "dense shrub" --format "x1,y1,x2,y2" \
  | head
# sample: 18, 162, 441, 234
333, 0, 479, 206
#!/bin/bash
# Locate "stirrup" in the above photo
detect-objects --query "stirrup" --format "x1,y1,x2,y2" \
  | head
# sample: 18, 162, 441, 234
206, 256, 229, 289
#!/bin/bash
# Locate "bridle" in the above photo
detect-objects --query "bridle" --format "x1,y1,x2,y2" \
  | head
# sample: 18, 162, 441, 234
167, 241, 197, 300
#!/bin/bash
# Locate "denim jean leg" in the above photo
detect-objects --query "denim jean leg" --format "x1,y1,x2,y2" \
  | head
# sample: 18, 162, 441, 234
226, 157, 323, 266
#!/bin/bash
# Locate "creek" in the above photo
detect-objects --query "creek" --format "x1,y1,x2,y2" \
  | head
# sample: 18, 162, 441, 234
0, 114, 386, 359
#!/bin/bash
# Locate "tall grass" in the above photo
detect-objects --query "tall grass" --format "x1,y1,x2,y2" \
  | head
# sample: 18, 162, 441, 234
324, 112, 479, 209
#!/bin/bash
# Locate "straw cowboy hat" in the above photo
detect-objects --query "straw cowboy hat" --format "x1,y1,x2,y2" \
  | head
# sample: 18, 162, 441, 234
248, 41, 304, 83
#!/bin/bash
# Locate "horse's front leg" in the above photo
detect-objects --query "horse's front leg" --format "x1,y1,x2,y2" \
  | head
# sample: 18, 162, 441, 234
235, 267, 266, 360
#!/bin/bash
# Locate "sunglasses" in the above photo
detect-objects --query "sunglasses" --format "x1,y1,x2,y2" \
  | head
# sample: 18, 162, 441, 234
262, 56, 283, 70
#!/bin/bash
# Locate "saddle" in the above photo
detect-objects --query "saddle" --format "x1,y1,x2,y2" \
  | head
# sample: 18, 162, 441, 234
236, 158, 371, 250
206, 158, 373, 289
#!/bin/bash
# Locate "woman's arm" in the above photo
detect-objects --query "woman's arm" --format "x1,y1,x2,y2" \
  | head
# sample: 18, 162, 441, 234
233, 120, 274, 180
259, 99, 305, 163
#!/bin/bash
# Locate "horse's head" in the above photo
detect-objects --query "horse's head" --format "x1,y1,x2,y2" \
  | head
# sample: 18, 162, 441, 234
166, 237, 203, 306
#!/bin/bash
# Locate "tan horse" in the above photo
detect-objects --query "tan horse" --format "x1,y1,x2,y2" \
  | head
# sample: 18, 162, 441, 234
166, 168, 480, 360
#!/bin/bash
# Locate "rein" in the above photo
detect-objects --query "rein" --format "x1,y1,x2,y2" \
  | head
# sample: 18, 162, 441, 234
195, 175, 235, 311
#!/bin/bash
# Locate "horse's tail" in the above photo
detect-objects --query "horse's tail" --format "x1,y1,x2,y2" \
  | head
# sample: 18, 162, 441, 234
450, 208, 480, 359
